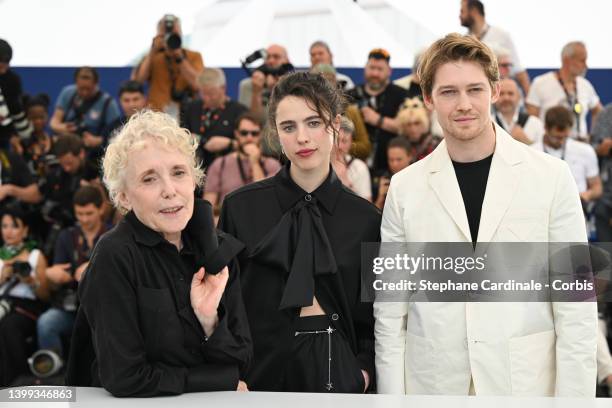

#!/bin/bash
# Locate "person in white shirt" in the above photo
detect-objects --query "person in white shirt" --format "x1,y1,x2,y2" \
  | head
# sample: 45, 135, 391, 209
460, 0, 530, 95
533, 105, 602, 204
526, 41, 603, 141
335, 116, 371, 201
493, 78, 544, 145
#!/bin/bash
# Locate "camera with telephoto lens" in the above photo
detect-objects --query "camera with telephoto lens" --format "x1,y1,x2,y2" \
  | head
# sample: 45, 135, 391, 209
28, 349, 63, 378
12, 261, 32, 278
162, 14, 182, 50
240, 49, 295, 78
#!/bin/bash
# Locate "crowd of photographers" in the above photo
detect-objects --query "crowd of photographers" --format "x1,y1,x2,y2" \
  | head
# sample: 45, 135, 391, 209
1, 0, 612, 395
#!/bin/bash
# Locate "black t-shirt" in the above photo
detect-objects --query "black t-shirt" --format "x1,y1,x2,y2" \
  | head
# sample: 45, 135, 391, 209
347, 83, 409, 174
40, 161, 99, 226
181, 98, 248, 167
0, 149, 35, 188
452, 154, 493, 245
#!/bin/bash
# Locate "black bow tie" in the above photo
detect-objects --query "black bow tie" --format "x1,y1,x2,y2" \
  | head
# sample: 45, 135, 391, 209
249, 195, 337, 310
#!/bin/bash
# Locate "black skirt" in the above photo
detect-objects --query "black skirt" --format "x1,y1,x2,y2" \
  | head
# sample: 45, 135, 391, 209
282, 315, 365, 393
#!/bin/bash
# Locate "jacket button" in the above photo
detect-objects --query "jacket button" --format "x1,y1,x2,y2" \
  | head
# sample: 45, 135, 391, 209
305, 194, 312, 202
331, 313, 339, 321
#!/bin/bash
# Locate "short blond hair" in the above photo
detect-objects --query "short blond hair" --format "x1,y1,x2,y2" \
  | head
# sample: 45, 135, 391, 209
103, 110, 204, 214
418, 33, 499, 98
396, 103, 430, 136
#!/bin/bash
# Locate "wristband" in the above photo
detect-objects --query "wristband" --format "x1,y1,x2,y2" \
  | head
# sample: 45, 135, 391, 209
376, 114, 384, 128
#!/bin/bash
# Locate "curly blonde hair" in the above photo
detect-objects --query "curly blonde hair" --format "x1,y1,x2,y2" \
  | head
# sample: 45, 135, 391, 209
102, 109, 204, 214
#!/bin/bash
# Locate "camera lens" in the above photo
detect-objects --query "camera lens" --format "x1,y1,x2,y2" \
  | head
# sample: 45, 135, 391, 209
28, 350, 63, 378
165, 33, 182, 50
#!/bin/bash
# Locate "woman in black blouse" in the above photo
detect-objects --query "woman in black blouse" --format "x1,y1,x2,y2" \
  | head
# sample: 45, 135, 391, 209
219, 72, 381, 393
66, 110, 252, 396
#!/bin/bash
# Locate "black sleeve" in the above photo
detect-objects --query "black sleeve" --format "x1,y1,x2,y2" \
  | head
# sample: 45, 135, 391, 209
181, 100, 200, 133
8, 152, 35, 187
80, 237, 241, 397
196, 256, 252, 379
53, 229, 74, 265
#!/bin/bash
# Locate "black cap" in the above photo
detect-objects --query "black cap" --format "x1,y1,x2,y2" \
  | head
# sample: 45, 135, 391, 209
0, 39, 13, 64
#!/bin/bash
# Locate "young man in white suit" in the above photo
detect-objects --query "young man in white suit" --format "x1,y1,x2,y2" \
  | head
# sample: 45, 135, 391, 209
374, 33, 597, 397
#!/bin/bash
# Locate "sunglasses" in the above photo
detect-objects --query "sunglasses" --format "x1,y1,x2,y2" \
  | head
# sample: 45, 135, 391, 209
499, 63, 513, 68
238, 130, 261, 137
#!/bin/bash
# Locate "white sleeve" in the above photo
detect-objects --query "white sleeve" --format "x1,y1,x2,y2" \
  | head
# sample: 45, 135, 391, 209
525, 78, 542, 108
584, 145, 600, 179
524, 116, 545, 144
375, 176, 409, 394
584, 80, 600, 110
549, 162, 597, 397
350, 160, 372, 200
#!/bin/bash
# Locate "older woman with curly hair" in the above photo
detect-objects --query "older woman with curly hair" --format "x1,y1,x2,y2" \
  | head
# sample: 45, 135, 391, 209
66, 110, 251, 397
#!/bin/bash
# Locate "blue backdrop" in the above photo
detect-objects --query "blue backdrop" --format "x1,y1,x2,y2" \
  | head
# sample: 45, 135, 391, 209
13, 66, 612, 111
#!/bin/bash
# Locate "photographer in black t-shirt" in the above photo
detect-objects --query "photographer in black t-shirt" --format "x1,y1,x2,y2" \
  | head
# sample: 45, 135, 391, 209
348, 48, 409, 174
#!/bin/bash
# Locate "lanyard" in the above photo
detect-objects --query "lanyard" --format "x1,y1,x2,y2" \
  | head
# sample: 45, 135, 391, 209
236, 154, 267, 184
556, 72, 582, 134
543, 140, 567, 161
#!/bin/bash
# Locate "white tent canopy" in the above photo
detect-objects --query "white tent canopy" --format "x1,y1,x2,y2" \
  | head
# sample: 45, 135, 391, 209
0, 0, 610, 68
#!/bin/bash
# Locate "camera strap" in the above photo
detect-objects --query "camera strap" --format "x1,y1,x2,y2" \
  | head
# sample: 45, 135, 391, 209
66, 90, 110, 135
556, 71, 581, 135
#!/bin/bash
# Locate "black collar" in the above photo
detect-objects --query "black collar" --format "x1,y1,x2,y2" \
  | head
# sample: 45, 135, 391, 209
273, 162, 343, 215
125, 210, 192, 254
125, 211, 168, 247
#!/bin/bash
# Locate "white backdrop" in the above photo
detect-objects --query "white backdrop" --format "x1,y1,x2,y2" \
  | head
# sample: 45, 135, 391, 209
0, 0, 610, 68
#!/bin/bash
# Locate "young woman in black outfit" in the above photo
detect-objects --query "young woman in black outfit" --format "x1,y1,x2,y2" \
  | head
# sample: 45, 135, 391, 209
219, 72, 381, 393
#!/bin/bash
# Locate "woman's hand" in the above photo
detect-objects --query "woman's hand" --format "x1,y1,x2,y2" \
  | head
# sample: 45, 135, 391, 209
190, 266, 229, 337
237, 380, 249, 392
361, 370, 370, 393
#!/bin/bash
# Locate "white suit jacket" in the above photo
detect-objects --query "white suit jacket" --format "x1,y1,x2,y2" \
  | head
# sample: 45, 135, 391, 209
374, 124, 597, 397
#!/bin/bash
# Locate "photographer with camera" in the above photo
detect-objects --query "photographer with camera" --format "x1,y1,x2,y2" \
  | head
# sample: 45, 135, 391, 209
131, 14, 204, 118
0, 204, 50, 386
35, 186, 106, 373
182, 68, 247, 168
39, 135, 100, 229
347, 49, 408, 175
238, 44, 293, 116
49, 67, 120, 154
0, 145, 43, 209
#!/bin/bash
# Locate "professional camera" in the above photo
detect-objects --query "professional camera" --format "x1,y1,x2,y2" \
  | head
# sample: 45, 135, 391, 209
240, 49, 295, 78
257, 63, 294, 78
11, 261, 32, 278
28, 349, 63, 378
351, 86, 371, 109
162, 14, 182, 50
41, 199, 76, 228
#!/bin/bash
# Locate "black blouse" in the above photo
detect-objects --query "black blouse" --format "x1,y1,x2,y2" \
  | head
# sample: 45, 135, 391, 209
67, 200, 252, 397
219, 163, 381, 391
